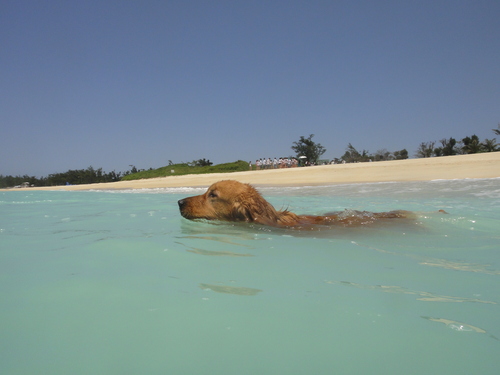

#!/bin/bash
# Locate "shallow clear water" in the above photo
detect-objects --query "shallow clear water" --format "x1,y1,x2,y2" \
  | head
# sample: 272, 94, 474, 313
1, 179, 499, 374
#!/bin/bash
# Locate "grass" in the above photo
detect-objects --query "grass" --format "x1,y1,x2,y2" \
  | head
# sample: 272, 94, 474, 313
121, 160, 250, 181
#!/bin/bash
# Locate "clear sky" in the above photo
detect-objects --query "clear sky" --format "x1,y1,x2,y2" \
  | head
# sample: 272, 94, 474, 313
1, 0, 499, 177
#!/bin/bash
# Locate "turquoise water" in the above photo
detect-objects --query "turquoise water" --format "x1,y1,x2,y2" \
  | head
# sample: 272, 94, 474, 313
1, 178, 499, 374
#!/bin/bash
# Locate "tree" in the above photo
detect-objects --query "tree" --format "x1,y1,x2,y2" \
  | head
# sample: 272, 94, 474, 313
493, 124, 500, 136
340, 143, 371, 163
393, 149, 409, 160
192, 158, 213, 167
340, 143, 361, 163
291, 134, 326, 164
439, 138, 458, 156
1, 166, 134, 187
433, 146, 443, 157
415, 141, 435, 158
461, 135, 482, 154
482, 138, 499, 152
373, 149, 393, 161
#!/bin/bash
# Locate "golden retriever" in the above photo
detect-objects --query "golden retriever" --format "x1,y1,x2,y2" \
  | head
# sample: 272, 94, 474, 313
178, 180, 412, 228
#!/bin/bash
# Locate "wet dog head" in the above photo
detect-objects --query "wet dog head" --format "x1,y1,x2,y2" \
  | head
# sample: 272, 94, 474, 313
178, 180, 283, 224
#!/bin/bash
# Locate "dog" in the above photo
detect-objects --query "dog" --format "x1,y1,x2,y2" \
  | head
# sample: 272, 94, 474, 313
178, 180, 412, 228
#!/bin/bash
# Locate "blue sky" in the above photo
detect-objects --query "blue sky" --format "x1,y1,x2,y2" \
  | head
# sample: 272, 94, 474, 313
1, 0, 499, 177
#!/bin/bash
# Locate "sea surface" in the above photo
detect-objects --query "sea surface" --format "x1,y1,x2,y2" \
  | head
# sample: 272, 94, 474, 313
1, 178, 499, 374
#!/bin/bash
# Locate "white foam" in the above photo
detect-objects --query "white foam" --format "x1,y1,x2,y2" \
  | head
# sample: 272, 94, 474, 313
89, 187, 207, 194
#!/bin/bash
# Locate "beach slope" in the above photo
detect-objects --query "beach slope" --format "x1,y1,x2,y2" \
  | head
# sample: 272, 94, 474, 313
11, 152, 500, 191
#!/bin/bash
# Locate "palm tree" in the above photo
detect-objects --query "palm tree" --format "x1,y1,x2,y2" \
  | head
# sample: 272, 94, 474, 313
482, 138, 499, 152
493, 124, 500, 136
461, 135, 482, 154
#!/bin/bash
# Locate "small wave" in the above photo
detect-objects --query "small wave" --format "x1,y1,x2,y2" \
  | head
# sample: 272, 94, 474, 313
88, 187, 207, 194
0, 200, 54, 205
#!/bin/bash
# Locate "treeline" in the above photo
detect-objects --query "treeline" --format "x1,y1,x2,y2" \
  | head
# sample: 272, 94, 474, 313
1, 161, 237, 188
3, 126, 499, 188
337, 143, 409, 163
415, 134, 499, 158
290, 134, 408, 164
335, 133, 499, 164
0, 166, 139, 189
336, 126, 499, 163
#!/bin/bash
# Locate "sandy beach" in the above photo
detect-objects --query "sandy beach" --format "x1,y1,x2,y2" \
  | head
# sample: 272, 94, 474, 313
11, 152, 500, 191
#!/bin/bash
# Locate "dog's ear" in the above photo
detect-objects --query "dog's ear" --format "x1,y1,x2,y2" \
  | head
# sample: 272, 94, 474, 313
230, 200, 254, 222
231, 190, 280, 224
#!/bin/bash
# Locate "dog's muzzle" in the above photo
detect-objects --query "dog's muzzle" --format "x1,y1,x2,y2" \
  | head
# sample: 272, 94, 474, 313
178, 199, 186, 209
178, 199, 191, 219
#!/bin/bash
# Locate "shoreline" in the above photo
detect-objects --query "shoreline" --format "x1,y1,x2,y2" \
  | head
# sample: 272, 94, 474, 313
5, 152, 500, 191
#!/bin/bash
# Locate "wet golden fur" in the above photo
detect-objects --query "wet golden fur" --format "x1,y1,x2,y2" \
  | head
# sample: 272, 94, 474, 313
178, 180, 411, 228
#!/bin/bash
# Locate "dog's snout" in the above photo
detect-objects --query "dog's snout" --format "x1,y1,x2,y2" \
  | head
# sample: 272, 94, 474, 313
178, 199, 186, 208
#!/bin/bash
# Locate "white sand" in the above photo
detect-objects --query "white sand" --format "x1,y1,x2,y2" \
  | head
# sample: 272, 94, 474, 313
10, 152, 500, 191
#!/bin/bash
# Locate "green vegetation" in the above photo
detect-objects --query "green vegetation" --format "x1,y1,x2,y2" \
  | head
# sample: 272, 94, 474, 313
0, 161, 250, 188
0, 166, 122, 189
415, 133, 499, 158
334, 126, 499, 162
121, 160, 249, 181
2, 125, 499, 188
291, 134, 326, 164
335, 144, 408, 163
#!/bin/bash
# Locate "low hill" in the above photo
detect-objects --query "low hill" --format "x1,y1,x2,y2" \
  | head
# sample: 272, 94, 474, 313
121, 160, 250, 181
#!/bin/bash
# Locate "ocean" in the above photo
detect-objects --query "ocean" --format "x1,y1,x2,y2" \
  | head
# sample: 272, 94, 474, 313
1, 178, 499, 374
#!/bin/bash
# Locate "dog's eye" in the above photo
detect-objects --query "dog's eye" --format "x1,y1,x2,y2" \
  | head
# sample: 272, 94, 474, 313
208, 191, 218, 198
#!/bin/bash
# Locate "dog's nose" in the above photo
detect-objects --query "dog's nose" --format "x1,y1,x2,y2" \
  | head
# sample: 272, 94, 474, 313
178, 199, 186, 208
